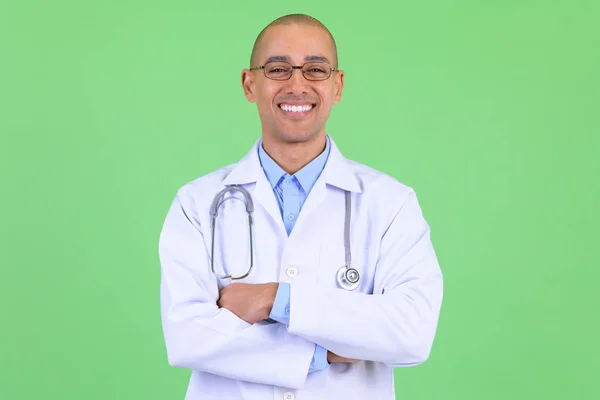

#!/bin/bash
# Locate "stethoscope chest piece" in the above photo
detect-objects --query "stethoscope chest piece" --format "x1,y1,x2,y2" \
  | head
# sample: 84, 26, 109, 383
336, 265, 360, 291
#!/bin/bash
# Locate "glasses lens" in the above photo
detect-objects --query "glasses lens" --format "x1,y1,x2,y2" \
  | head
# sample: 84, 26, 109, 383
303, 62, 331, 80
264, 62, 292, 80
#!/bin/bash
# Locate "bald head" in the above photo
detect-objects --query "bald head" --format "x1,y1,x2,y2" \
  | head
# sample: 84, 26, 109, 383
249, 14, 338, 68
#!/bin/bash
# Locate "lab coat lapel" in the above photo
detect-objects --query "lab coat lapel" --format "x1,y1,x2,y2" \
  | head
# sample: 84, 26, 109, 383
288, 136, 362, 240
221, 139, 287, 236
320, 136, 363, 194
252, 173, 287, 235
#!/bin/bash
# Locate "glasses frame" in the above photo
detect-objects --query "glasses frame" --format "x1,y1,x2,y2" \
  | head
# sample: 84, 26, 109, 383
249, 61, 339, 81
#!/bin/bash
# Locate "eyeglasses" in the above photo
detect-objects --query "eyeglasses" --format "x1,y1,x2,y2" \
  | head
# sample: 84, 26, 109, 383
249, 61, 338, 81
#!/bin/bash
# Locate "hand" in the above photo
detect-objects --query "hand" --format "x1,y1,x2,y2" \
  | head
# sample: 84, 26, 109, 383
327, 351, 359, 364
217, 282, 278, 324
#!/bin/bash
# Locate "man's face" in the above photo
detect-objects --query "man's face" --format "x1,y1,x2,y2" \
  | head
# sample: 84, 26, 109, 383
242, 24, 344, 144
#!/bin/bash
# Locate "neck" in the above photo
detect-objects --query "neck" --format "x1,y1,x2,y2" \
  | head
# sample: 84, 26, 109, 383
261, 134, 327, 175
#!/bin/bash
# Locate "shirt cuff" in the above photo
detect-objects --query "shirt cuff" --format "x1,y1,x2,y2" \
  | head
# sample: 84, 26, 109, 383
308, 345, 328, 373
268, 282, 290, 325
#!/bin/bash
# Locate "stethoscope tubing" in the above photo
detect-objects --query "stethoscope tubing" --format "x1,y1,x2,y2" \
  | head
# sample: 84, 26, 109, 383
209, 184, 360, 290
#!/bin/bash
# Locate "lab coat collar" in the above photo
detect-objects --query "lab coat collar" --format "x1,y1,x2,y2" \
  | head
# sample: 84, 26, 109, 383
222, 134, 362, 194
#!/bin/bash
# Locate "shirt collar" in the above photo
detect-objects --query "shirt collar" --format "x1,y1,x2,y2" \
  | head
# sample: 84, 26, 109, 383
258, 136, 331, 193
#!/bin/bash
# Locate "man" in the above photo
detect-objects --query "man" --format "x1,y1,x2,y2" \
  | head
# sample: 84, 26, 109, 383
158, 13, 443, 400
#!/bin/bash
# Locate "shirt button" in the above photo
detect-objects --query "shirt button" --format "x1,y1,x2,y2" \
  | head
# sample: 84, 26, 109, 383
287, 213, 295, 220
283, 392, 296, 400
285, 307, 290, 315
286, 267, 298, 278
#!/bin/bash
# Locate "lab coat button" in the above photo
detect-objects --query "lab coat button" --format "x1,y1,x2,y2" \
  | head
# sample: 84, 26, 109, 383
283, 392, 296, 400
286, 267, 298, 278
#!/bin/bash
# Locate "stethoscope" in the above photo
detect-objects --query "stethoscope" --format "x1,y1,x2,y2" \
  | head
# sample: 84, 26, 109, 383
209, 184, 361, 290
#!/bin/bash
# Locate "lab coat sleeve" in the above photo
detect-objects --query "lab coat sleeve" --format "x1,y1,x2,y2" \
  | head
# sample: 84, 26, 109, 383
159, 189, 317, 390
287, 190, 444, 367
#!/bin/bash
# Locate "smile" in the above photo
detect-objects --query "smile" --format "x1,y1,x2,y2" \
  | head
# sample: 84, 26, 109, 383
280, 104, 313, 112
278, 103, 315, 116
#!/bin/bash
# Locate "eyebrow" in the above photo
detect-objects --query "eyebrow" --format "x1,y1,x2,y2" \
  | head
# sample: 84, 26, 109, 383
264, 55, 332, 64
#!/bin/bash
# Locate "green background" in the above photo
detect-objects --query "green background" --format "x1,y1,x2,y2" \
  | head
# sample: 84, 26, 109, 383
1, 0, 598, 399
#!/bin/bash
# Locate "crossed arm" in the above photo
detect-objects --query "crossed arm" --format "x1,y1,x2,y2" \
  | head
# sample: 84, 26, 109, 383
159, 188, 443, 390
216, 281, 357, 365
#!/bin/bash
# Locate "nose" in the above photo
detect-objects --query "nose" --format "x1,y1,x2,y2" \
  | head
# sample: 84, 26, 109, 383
285, 67, 310, 95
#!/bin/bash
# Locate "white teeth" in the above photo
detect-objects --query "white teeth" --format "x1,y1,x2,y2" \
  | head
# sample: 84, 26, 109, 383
281, 104, 313, 112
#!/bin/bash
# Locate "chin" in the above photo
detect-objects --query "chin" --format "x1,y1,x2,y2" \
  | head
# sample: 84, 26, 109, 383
277, 130, 321, 144
275, 122, 325, 143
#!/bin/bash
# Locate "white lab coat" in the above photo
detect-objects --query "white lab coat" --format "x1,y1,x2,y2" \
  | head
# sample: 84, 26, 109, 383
158, 136, 443, 400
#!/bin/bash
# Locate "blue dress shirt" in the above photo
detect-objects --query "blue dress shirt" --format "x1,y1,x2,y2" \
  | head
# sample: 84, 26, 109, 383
258, 136, 330, 374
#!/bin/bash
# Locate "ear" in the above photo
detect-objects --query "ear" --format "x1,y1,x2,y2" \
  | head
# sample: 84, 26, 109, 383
241, 69, 256, 102
333, 69, 345, 104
